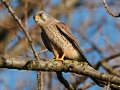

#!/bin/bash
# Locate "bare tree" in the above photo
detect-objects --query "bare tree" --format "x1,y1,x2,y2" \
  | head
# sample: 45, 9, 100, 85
0, 0, 120, 90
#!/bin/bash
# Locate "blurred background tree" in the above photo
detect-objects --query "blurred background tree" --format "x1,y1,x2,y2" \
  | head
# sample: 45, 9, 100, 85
0, 0, 120, 90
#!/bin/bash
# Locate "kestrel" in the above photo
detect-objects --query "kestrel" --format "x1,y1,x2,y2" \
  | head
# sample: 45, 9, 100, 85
33, 11, 103, 87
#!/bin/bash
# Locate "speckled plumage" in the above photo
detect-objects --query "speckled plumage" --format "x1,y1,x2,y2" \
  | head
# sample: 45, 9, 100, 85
33, 11, 87, 62
33, 11, 104, 87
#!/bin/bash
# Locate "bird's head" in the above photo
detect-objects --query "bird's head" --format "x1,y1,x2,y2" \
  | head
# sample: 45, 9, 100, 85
33, 11, 50, 25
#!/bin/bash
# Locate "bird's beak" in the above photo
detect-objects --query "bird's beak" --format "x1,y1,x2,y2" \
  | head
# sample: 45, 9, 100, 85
33, 14, 40, 22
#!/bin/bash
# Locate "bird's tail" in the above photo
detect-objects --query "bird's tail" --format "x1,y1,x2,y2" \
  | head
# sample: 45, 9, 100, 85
79, 56, 105, 87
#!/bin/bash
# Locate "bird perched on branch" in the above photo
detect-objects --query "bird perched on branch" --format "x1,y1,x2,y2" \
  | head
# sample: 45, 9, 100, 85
33, 11, 104, 87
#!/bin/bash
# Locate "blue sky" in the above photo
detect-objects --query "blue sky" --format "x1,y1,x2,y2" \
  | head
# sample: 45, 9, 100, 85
1, 0, 120, 90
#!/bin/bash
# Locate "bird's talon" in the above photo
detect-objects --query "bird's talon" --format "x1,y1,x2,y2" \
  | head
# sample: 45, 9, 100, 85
55, 54, 65, 62
56, 58, 64, 63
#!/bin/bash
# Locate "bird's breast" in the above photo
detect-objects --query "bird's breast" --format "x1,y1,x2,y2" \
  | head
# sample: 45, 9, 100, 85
43, 25, 79, 60
41, 24, 79, 60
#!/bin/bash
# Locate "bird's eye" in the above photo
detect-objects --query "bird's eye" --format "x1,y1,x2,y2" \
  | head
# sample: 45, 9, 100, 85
39, 13, 44, 19
40, 13, 47, 21
39, 13, 43, 17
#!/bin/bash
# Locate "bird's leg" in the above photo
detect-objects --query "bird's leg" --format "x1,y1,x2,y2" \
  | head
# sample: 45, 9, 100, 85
55, 54, 65, 62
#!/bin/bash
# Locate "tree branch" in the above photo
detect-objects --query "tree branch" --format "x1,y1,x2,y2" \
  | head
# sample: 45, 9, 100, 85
0, 56, 120, 88
94, 52, 120, 69
71, 53, 120, 89
1, 0, 43, 90
102, 0, 120, 18
56, 72, 75, 90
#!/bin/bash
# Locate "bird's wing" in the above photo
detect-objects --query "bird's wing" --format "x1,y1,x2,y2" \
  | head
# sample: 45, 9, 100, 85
41, 31, 52, 52
56, 22, 104, 87
56, 22, 89, 63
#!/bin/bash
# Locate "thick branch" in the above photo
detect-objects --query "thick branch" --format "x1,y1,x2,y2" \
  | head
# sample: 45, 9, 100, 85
0, 56, 120, 87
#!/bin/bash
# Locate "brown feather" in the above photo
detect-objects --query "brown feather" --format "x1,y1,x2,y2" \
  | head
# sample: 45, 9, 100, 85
56, 22, 92, 64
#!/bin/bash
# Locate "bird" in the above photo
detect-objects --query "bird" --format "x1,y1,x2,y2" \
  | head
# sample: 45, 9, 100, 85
33, 11, 104, 87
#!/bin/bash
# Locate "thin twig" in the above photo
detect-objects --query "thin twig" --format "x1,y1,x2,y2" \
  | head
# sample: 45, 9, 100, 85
79, 82, 95, 90
98, 26, 117, 52
24, 0, 28, 30
106, 82, 110, 90
94, 53, 120, 70
38, 49, 48, 54
24, 0, 28, 57
1, 0, 43, 90
102, 0, 120, 18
